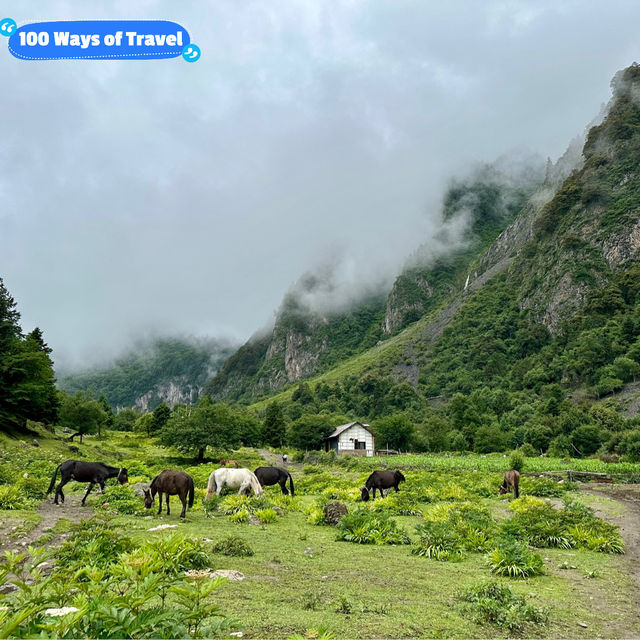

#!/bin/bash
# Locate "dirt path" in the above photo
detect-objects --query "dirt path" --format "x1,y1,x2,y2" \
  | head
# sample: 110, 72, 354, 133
580, 483, 640, 601
258, 448, 303, 470
0, 495, 91, 553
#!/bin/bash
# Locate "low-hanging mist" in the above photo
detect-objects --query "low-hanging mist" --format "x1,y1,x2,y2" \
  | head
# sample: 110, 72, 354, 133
2, 1, 640, 372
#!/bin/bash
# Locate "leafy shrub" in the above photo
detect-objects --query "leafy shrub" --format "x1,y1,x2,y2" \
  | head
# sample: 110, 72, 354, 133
96, 484, 146, 515
509, 450, 525, 472
228, 508, 250, 523
306, 505, 327, 526
336, 509, 411, 545
488, 540, 544, 578
255, 508, 278, 524
460, 581, 548, 631
202, 495, 222, 517
521, 477, 576, 497
0, 484, 37, 510
212, 536, 254, 557
56, 517, 134, 568
412, 521, 464, 561
218, 494, 278, 516
139, 534, 211, 573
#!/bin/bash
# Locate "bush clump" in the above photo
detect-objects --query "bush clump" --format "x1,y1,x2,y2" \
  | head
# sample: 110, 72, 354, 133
412, 521, 464, 561
212, 535, 255, 557
460, 581, 548, 631
96, 484, 146, 515
488, 540, 545, 578
336, 509, 411, 545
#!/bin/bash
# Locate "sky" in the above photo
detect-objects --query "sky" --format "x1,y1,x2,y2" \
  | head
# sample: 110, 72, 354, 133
1, 0, 640, 372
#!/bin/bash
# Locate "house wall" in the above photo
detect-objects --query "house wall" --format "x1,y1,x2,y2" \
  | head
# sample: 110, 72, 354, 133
337, 425, 374, 457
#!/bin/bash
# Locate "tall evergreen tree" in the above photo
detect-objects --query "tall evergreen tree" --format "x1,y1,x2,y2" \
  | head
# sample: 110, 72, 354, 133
263, 401, 285, 448
0, 280, 59, 429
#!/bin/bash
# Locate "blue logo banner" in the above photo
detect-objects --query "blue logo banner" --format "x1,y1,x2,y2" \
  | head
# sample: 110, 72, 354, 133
7, 20, 194, 61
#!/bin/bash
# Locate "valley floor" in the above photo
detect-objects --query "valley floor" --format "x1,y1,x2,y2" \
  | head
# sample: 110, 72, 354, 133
1, 431, 639, 638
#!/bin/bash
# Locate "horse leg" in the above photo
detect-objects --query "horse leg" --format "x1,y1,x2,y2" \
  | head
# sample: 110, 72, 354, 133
166, 494, 170, 516
157, 492, 163, 515
280, 480, 289, 496
180, 493, 187, 518
54, 478, 66, 505
216, 480, 223, 497
371, 487, 376, 500
81, 482, 95, 506
394, 484, 400, 493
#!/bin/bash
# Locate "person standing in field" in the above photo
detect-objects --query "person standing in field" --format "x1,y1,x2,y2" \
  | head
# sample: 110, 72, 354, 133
282, 453, 288, 464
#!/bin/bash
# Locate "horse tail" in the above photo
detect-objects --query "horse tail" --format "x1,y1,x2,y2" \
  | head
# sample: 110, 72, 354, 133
46, 464, 61, 495
513, 472, 520, 499
205, 471, 216, 501
251, 472, 264, 496
287, 471, 295, 497
188, 476, 195, 508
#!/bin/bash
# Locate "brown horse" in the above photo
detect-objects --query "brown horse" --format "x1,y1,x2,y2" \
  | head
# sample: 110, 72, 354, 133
144, 470, 194, 518
499, 470, 520, 499
219, 459, 239, 468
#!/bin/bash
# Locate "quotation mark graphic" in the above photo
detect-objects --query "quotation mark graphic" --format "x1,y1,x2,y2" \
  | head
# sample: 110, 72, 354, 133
182, 43, 200, 62
0, 18, 16, 36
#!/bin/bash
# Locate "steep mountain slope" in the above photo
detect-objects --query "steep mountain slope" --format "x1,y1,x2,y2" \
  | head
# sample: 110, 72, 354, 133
207, 164, 545, 404
243, 64, 640, 458
58, 336, 235, 410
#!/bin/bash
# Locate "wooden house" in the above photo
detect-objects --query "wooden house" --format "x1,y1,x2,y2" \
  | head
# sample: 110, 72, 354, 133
325, 422, 375, 457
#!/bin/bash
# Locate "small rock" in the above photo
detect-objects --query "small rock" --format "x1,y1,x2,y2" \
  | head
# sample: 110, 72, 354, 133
32, 439, 39, 447
44, 607, 79, 617
578, 622, 588, 628
230, 633, 243, 638
144, 515, 153, 520
324, 501, 348, 526
147, 524, 178, 532
22, 473, 28, 478
248, 516, 261, 526
212, 569, 245, 581
132, 482, 150, 498
201, 538, 214, 542
0, 584, 18, 595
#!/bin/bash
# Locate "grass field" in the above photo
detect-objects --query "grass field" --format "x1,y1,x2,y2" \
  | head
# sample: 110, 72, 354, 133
0, 428, 639, 638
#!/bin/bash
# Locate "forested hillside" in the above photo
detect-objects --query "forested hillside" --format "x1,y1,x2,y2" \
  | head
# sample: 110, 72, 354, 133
208, 162, 545, 404
235, 64, 640, 461
58, 337, 235, 411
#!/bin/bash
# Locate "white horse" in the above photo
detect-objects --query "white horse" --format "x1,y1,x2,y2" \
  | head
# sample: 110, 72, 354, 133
205, 467, 264, 499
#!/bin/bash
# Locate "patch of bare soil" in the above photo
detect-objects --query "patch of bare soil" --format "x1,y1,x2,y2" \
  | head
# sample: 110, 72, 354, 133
0, 495, 92, 553
258, 448, 303, 470
581, 483, 640, 604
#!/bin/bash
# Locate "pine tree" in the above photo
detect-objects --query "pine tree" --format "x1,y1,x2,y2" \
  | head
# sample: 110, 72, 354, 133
0, 279, 59, 429
263, 401, 285, 448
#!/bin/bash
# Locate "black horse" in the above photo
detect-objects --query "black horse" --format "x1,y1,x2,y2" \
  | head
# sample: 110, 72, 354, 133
47, 460, 129, 505
254, 466, 295, 496
144, 470, 195, 518
360, 470, 405, 501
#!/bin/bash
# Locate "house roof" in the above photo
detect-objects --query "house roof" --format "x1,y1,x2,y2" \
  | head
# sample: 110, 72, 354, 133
327, 422, 372, 439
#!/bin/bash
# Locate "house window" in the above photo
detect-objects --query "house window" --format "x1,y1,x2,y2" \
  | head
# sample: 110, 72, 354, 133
354, 440, 366, 450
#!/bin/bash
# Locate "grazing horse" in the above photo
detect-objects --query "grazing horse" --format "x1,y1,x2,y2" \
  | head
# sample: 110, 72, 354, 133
144, 470, 194, 518
47, 460, 129, 506
254, 466, 295, 496
205, 468, 264, 499
499, 470, 520, 499
219, 459, 239, 468
360, 470, 406, 501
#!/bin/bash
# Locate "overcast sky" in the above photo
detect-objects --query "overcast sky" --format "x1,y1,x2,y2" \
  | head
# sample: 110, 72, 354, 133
1, 0, 640, 371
